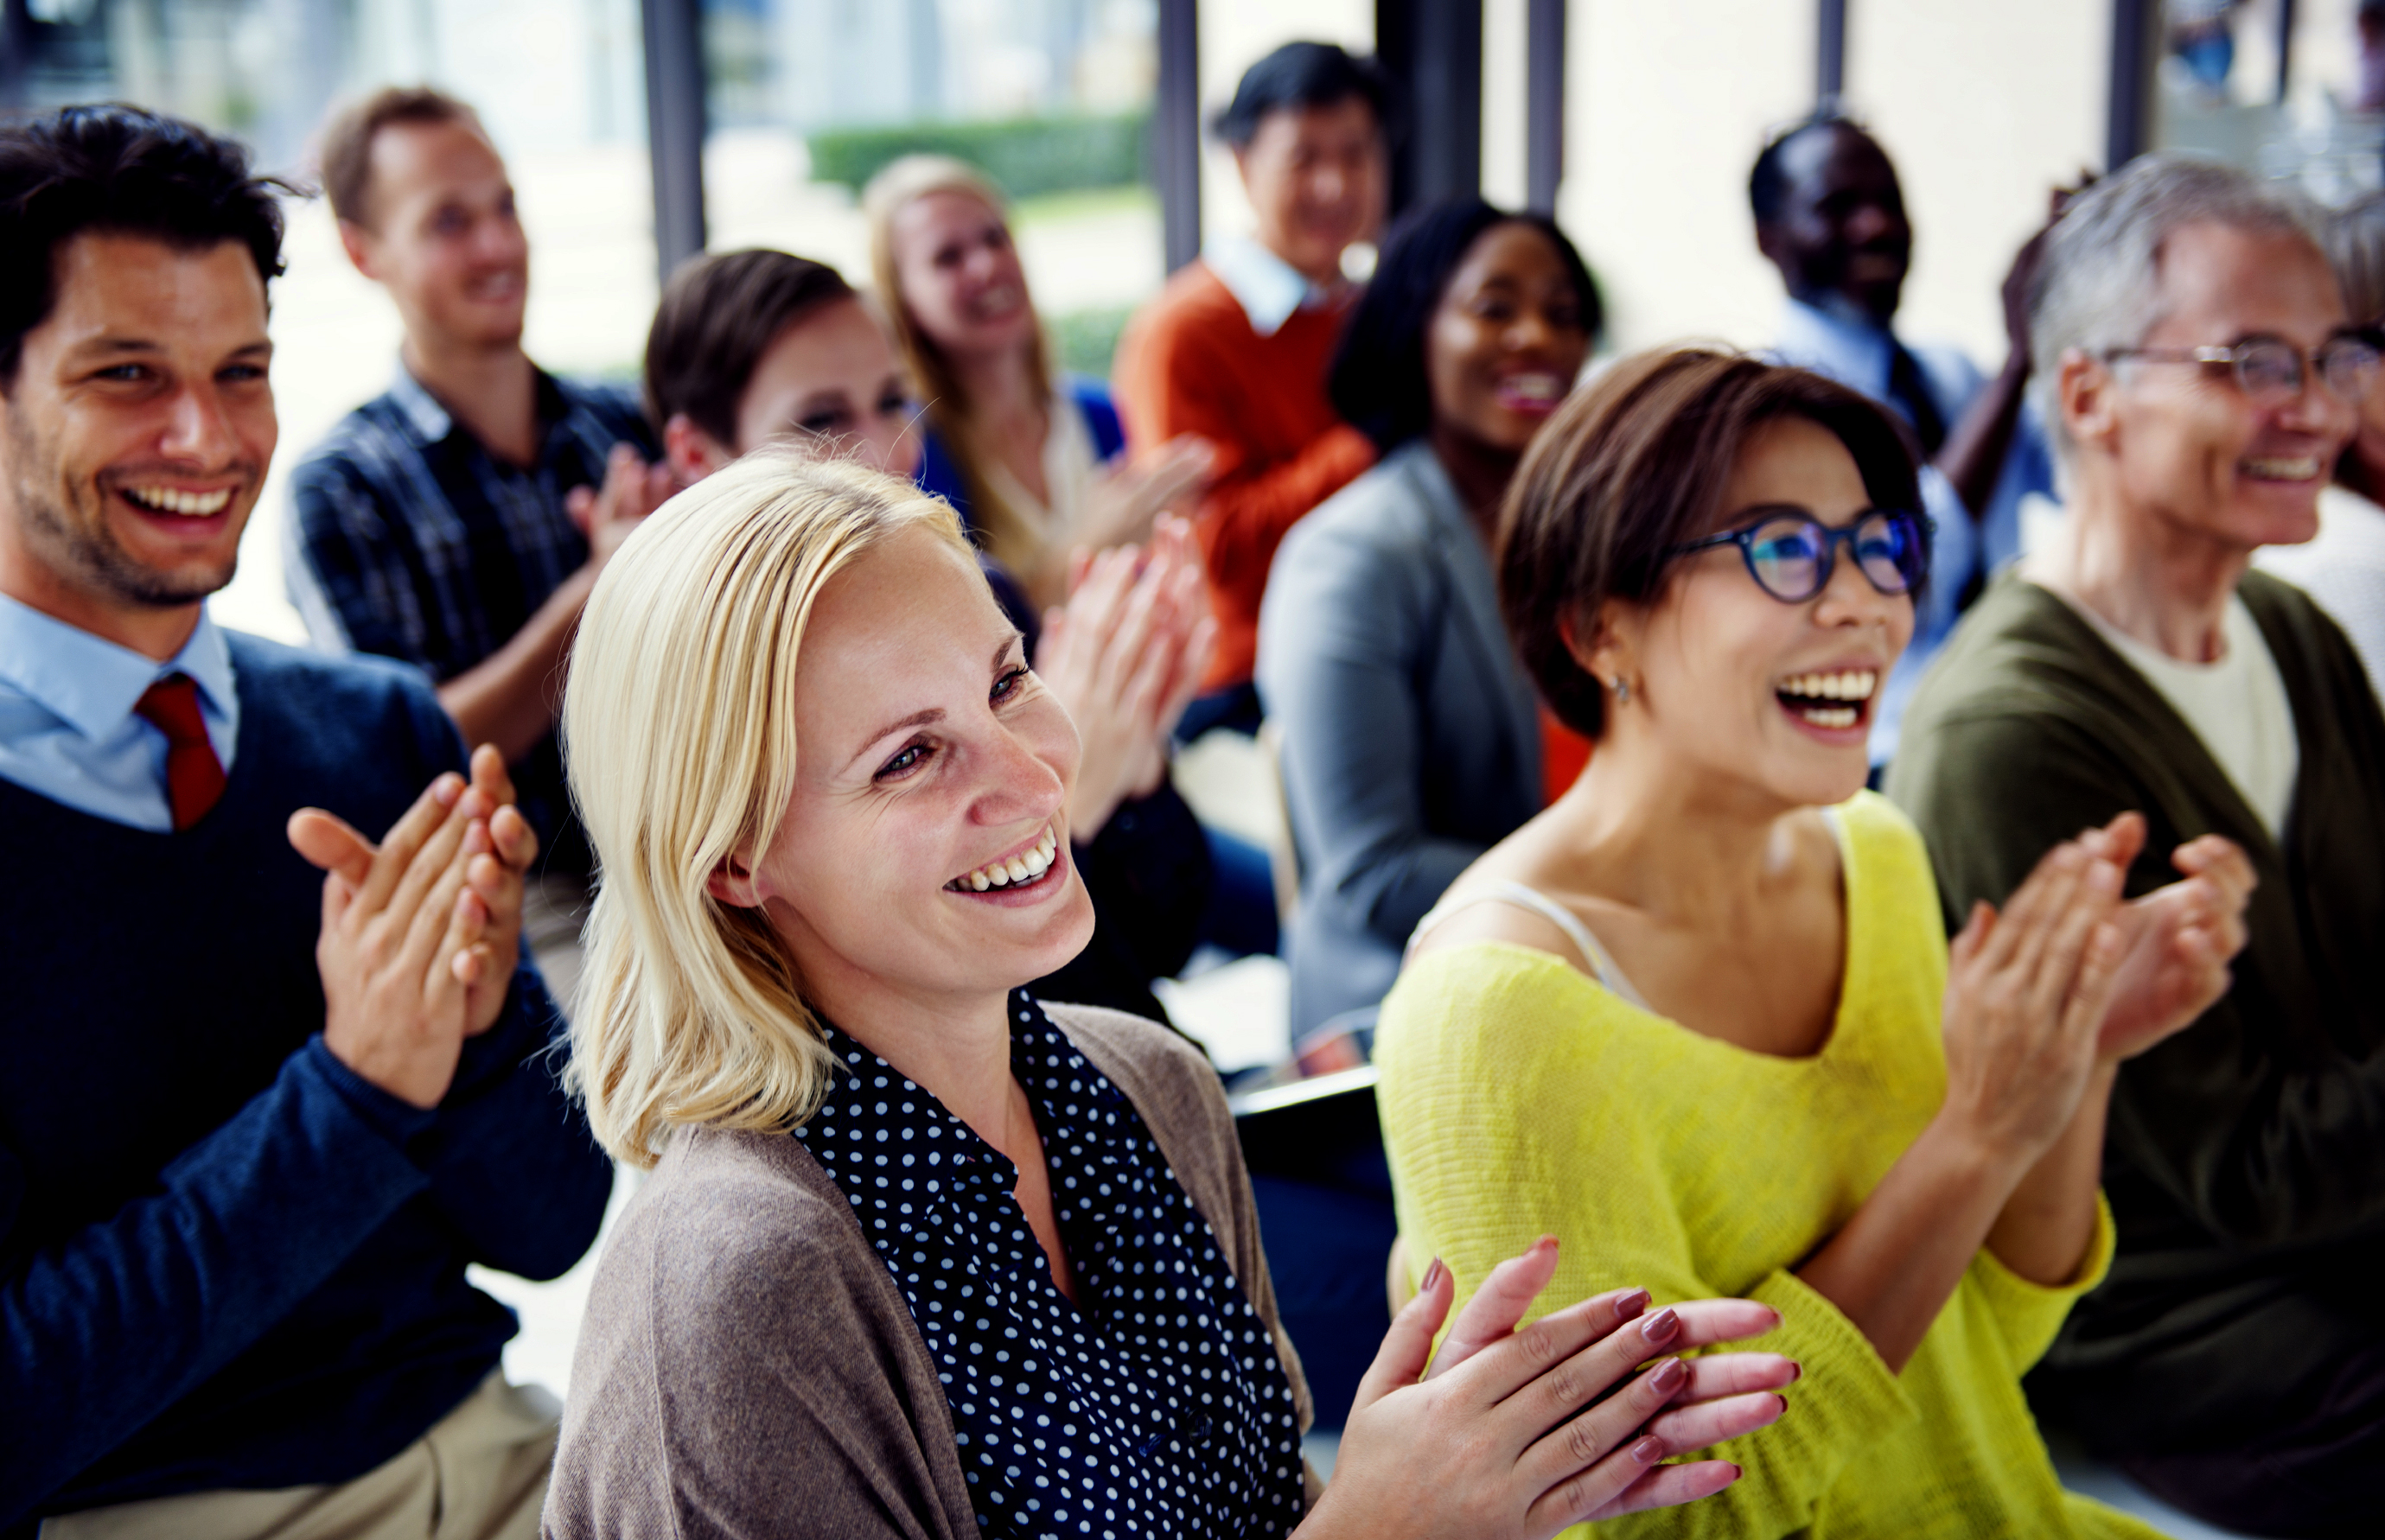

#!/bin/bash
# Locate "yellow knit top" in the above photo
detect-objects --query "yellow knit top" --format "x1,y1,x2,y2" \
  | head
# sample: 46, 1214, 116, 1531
1374, 792, 2154, 1539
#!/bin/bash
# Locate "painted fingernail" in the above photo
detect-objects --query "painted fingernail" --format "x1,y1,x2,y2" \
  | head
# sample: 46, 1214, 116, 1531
1419, 1257, 1445, 1294
1648, 1357, 1687, 1394
1640, 1308, 1680, 1345
1630, 1435, 1667, 1465
1614, 1288, 1651, 1321
1788, 1360, 1803, 1382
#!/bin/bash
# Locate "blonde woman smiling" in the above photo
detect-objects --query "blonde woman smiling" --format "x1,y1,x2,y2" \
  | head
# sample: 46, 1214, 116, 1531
1374, 350, 2255, 1537
539, 453, 1801, 1538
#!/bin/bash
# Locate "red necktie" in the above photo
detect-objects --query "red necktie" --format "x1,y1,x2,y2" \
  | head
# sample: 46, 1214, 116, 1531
134, 673, 227, 830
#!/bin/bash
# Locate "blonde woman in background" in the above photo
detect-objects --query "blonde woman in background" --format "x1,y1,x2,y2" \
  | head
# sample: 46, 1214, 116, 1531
539, 451, 1805, 1539
866, 154, 1215, 613
870, 157, 1283, 959
2256, 189, 2385, 700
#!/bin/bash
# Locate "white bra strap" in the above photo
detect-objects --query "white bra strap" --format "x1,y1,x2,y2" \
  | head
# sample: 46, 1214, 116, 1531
1408, 879, 1651, 1010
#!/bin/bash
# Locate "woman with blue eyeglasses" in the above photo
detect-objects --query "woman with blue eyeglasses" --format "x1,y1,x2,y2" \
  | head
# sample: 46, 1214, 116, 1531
1372, 349, 2250, 1537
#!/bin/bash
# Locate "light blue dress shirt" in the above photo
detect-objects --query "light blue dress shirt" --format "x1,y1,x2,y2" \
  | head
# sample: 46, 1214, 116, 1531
0, 595, 240, 831
1770, 299, 2059, 765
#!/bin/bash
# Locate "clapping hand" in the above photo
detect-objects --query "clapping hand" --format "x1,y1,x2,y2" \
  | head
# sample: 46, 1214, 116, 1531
1034, 515, 1215, 841
1939, 824, 2133, 1164
290, 746, 542, 1107
1304, 1236, 1795, 1539
2082, 815, 2253, 1063
566, 443, 675, 573
1080, 434, 1215, 554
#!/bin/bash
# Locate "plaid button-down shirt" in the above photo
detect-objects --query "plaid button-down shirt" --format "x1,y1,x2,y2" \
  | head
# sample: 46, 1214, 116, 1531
287, 365, 655, 873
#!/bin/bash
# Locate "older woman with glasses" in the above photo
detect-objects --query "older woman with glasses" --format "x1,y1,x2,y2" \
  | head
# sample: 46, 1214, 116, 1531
1374, 348, 2254, 1537
539, 451, 1806, 1539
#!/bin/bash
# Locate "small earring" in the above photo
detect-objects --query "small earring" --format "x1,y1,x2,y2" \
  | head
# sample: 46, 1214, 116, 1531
1611, 677, 1630, 704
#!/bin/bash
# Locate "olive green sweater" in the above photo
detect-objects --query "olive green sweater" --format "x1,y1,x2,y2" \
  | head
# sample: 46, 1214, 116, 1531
1887, 571, 2385, 1454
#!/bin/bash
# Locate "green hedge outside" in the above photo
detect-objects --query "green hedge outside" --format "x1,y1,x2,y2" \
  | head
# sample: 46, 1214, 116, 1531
1047, 306, 1134, 382
807, 111, 1151, 200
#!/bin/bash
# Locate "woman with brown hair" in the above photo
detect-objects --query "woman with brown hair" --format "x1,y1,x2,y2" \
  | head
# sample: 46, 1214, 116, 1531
1374, 347, 2256, 1536
865, 155, 1214, 614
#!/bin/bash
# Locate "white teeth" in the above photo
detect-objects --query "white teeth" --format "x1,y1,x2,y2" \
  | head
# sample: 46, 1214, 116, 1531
949, 824, 1061, 893
2243, 456, 2321, 480
1799, 705, 1859, 729
125, 486, 232, 517
1776, 669, 1878, 702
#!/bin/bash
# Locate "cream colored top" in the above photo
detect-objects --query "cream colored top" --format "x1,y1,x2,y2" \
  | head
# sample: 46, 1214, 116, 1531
2069, 593, 2299, 837
981, 389, 1098, 557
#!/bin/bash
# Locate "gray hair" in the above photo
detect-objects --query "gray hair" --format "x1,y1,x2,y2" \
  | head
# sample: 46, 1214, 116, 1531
2327, 190, 2385, 326
2030, 154, 2329, 455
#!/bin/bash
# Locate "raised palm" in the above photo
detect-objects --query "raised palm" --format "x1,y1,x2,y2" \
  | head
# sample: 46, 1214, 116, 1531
2089, 818, 2255, 1062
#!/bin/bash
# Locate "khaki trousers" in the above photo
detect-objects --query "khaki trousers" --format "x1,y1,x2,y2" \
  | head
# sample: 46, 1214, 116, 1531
41, 1373, 559, 1540
520, 872, 589, 1025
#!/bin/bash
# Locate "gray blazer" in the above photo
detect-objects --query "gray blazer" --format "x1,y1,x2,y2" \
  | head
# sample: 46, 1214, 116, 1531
542, 1003, 1316, 1540
1256, 442, 1545, 1037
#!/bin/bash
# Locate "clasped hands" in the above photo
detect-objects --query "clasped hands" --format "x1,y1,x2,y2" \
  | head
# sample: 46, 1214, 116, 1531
1942, 810, 2254, 1161
286, 745, 541, 1109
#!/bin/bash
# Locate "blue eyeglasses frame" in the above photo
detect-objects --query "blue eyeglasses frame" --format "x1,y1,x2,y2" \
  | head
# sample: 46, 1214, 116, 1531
1667, 506, 1933, 603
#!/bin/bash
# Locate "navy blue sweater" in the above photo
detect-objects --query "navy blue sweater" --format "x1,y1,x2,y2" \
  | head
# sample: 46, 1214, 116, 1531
0, 634, 612, 1529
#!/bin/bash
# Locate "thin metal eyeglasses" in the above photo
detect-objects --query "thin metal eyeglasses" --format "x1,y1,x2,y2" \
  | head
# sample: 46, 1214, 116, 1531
2101, 332, 2382, 405
1668, 506, 1932, 604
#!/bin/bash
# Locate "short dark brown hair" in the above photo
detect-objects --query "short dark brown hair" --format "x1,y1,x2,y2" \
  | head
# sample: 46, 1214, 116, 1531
0, 105, 290, 385
642, 249, 858, 447
1499, 347, 1923, 740
317, 86, 481, 227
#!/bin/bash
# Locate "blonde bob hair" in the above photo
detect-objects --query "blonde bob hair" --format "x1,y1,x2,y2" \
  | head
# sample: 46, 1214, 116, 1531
863, 153, 1055, 576
562, 449, 973, 1166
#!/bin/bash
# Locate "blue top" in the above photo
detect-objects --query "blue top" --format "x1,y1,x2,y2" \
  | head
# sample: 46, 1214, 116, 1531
285, 365, 657, 875
794, 994, 1305, 1539
0, 632, 612, 1527
0, 597, 239, 830
915, 374, 1126, 553
1770, 299, 2061, 766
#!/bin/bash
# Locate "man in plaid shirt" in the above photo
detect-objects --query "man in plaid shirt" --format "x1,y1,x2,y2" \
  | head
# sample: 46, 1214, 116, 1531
288, 87, 667, 1013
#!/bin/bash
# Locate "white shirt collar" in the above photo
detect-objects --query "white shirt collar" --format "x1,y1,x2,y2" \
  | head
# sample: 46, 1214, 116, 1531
1204, 235, 1336, 338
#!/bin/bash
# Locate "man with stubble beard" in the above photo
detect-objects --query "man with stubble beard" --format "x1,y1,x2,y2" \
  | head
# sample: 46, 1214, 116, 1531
0, 105, 609, 1539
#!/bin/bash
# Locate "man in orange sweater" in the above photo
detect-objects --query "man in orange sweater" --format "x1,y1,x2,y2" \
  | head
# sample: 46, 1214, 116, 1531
1115, 41, 1388, 733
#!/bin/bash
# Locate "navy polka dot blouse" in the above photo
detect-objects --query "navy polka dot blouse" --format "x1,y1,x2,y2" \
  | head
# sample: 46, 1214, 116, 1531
795, 992, 1308, 1539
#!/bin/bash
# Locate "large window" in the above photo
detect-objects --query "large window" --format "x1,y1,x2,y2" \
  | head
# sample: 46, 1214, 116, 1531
2152, 0, 2379, 203
5, 0, 657, 642
698, 0, 1167, 381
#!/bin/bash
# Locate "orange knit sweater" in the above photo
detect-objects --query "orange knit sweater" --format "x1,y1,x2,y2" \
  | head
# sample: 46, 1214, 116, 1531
1114, 260, 1375, 691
